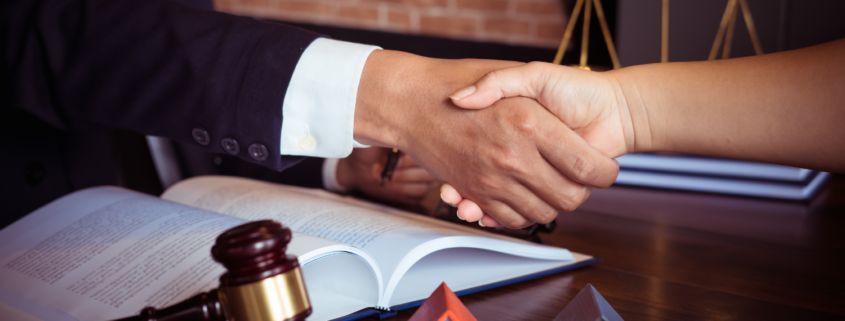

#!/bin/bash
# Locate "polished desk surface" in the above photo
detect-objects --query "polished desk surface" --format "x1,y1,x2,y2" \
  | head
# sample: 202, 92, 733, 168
385, 175, 845, 321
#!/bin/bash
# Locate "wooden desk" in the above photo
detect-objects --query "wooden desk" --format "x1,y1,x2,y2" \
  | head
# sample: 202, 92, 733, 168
386, 175, 845, 320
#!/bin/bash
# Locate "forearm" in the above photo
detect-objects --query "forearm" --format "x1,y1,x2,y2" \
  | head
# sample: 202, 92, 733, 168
613, 39, 845, 172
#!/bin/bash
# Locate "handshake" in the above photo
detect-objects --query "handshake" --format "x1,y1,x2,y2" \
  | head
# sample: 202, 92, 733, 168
350, 51, 636, 229
347, 39, 845, 227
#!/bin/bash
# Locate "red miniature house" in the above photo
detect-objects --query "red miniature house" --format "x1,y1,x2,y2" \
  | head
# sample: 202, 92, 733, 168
408, 282, 477, 321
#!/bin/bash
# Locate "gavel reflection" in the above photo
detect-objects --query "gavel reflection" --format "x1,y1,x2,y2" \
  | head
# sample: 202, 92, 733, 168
115, 220, 311, 321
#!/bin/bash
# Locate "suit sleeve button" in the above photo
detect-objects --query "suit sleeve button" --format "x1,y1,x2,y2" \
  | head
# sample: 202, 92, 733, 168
221, 138, 240, 155
248, 143, 269, 161
192, 128, 210, 145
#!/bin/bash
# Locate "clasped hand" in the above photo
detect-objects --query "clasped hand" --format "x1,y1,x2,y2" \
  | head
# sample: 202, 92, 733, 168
440, 62, 634, 227
354, 53, 624, 228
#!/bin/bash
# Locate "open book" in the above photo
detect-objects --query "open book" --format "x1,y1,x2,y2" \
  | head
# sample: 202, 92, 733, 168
0, 176, 595, 321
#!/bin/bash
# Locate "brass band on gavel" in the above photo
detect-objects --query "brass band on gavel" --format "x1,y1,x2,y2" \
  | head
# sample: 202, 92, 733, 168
218, 268, 310, 321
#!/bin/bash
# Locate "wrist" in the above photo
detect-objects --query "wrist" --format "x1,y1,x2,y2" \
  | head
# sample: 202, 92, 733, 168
334, 157, 357, 191
352, 50, 419, 150
607, 67, 655, 154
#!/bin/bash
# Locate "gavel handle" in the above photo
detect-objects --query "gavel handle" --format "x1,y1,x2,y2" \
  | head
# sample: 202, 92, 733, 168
112, 289, 227, 321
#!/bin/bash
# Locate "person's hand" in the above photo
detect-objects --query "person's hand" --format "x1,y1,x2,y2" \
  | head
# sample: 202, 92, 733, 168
336, 147, 435, 206
451, 61, 632, 157
440, 62, 633, 226
352, 53, 619, 228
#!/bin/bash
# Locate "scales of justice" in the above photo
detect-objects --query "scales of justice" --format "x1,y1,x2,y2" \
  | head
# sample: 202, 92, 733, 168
113, 2, 766, 320
555, 0, 763, 70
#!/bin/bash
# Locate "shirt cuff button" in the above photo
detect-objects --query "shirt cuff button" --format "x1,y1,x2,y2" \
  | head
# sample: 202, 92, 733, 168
299, 136, 317, 150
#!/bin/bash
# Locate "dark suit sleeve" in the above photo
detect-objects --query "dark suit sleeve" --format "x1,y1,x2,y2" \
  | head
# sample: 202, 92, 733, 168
1, 0, 322, 171
217, 155, 327, 189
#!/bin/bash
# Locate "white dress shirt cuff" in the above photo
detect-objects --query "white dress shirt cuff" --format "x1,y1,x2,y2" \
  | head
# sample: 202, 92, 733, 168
322, 158, 350, 193
280, 38, 380, 157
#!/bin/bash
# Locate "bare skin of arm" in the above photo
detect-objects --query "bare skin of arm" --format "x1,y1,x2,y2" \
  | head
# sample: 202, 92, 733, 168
616, 38, 845, 170
445, 39, 845, 224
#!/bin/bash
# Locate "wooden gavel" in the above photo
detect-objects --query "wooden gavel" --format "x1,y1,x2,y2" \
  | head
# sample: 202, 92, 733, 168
115, 220, 311, 321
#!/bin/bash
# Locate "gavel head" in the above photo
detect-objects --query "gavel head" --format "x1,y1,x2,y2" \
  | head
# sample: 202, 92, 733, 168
212, 220, 311, 321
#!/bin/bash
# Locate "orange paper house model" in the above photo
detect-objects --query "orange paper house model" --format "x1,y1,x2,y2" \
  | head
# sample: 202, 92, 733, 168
408, 282, 477, 321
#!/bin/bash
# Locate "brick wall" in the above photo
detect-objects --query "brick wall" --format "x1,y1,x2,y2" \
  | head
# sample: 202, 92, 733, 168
214, 0, 568, 48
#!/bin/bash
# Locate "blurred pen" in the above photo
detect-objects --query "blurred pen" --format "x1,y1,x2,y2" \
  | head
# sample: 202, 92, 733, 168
380, 148, 401, 186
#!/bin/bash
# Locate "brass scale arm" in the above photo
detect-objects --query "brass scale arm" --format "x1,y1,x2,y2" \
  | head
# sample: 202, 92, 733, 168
555, 0, 763, 68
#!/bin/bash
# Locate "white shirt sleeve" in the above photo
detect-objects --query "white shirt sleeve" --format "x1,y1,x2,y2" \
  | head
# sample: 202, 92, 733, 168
280, 38, 380, 157
321, 158, 351, 193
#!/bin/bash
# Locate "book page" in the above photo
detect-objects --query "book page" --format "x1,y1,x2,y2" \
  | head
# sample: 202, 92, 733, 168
163, 176, 578, 308
0, 187, 245, 321
389, 249, 594, 306
0, 187, 383, 321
